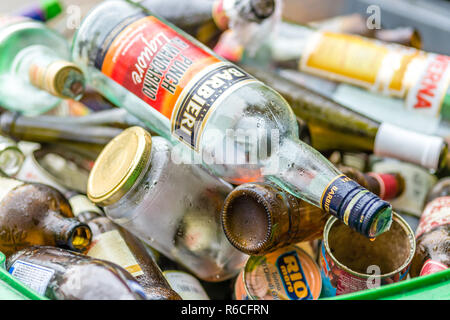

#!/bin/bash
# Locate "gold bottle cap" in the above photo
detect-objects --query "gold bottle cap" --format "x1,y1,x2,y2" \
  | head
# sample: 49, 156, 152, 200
87, 126, 152, 207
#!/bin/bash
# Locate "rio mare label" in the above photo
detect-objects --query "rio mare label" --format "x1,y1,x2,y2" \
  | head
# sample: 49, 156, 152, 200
96, 14, 256, 151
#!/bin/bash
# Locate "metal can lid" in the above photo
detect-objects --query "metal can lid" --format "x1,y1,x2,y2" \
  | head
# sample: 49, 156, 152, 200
243, 245, 321, 300
87, 126, 152, 207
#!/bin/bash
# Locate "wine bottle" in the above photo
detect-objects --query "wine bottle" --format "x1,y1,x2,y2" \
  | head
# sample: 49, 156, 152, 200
242, 65, 447, 171
73, 0, 393, 238
0, 15, 85, 115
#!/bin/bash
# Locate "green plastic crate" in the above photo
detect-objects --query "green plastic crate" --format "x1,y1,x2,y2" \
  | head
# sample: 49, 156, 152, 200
323, 268, 450, 300
0, 252, 47, 300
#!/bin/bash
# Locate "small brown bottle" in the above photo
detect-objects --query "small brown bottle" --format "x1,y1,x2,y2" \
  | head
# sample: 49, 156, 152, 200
221, 181, 329, 256
410, 178, 450, 277
7, 246, 149, 300
0, 177, 91, 256
339, 166, 405, 201
68, 192, 181, 300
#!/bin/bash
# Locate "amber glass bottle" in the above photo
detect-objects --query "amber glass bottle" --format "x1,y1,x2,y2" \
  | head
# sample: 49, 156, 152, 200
7, 246, 149, 300
221, 181, 329, 255
68, 192, 181, 300
410, 178, 450, 277
0, 177, 91, 256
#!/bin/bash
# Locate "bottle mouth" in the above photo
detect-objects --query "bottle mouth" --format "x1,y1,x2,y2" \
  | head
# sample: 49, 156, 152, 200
249, 0, 275, 20
222, 187, 273, 255
68, 225, 92, 251
57, 68, 86, 100
367, 206, 393, 238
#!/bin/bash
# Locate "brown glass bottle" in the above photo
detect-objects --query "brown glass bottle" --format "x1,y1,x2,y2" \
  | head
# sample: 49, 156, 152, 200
0, 177, 91, 256
68, 192, 181, 300
410, 178, 450, 277
6, 246, 149, 300
339, 165, 405, 201
221, 181, 329, 256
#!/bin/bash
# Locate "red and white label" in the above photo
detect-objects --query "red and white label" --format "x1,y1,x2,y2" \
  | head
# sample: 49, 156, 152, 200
336, 270, 368, 295
406, 54, 450, 117
419, 259, 448, 276
416, 196, 450, 238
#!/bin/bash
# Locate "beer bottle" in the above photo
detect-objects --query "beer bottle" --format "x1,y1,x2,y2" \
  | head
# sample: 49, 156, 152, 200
243, 65, 447, 171
74, 1, 393, 239
0, 111, 122, 150
87, 126, 248, 281
338, 166, 404, 201
0, 15, 85, 115
0, 176, 91, 256
308, 13, 421, 48
7, 246, 149, 300
129, 0, 276, 48
410, 178, 450, 277
221, 181, 329, 255
220, 21, 450, 121
68, 192, 182, 300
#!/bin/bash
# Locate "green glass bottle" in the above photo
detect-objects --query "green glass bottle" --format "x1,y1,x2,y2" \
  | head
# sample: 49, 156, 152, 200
0, 15, 85, 115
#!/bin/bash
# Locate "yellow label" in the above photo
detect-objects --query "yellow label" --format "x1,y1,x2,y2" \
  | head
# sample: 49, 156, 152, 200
87, 230, 144, 277
300, 32, 419, 97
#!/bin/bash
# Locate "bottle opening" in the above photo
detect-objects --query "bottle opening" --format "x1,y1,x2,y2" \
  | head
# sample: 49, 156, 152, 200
222, 191, 272, 254
69, 226, 92, 251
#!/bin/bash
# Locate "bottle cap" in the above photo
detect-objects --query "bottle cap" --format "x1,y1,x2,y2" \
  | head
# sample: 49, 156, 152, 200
29, 60, 85, 100
222, 182, 303, 255
87, 126, 152, 207
374, 123, 447, 171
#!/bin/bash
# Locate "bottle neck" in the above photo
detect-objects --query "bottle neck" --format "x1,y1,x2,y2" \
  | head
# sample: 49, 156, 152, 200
68, 194, 104, 223
43, 210, 91, 251
12, 45, 85, 100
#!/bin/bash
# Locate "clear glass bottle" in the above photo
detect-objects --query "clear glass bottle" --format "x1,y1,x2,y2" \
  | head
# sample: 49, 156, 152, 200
87, 126, 248, 282
0, 15, 85, 115
0, 135, 25, 177
73, 0, 393, 238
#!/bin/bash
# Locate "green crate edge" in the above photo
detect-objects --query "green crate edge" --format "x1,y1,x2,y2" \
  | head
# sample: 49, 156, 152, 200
322, 268, 450, 300
0, 252, 47, 300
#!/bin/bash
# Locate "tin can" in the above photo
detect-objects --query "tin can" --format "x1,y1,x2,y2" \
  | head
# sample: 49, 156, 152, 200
236, 245, 322, 300
320, 212, 415, 297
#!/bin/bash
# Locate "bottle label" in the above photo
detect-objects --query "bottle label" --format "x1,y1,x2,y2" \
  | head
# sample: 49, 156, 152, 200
371, 160, 437, 217
9, 260, 54, 295
0, 177, 24, 203
87, 230, 144, 277
416, 196, 450, 238
69, 194, 103, 217
300, 32, 420, 97
163, 270, 210, 300
97, 15, 256, 151
320, 174, 364, 225
275, 250, 313, 300
419, 259, 448, 276
405, 54, 450, 118
366, 172, 399, 200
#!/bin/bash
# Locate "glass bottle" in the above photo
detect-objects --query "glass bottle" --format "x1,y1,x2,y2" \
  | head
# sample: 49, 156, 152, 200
129, 0, 276, 48
0, 111, 122, 149
87, 126, 248, 281
410, 178, 450, 277
0, 15, 85, 115
7, 246, 148, 300
73, 0, 393, 238
241, 65, 447, 171
0, 176, 91, 256
221, 181, 329, 255
222, 21, 450, 121
0, 135, 25, 177
68, 192, 181, 300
